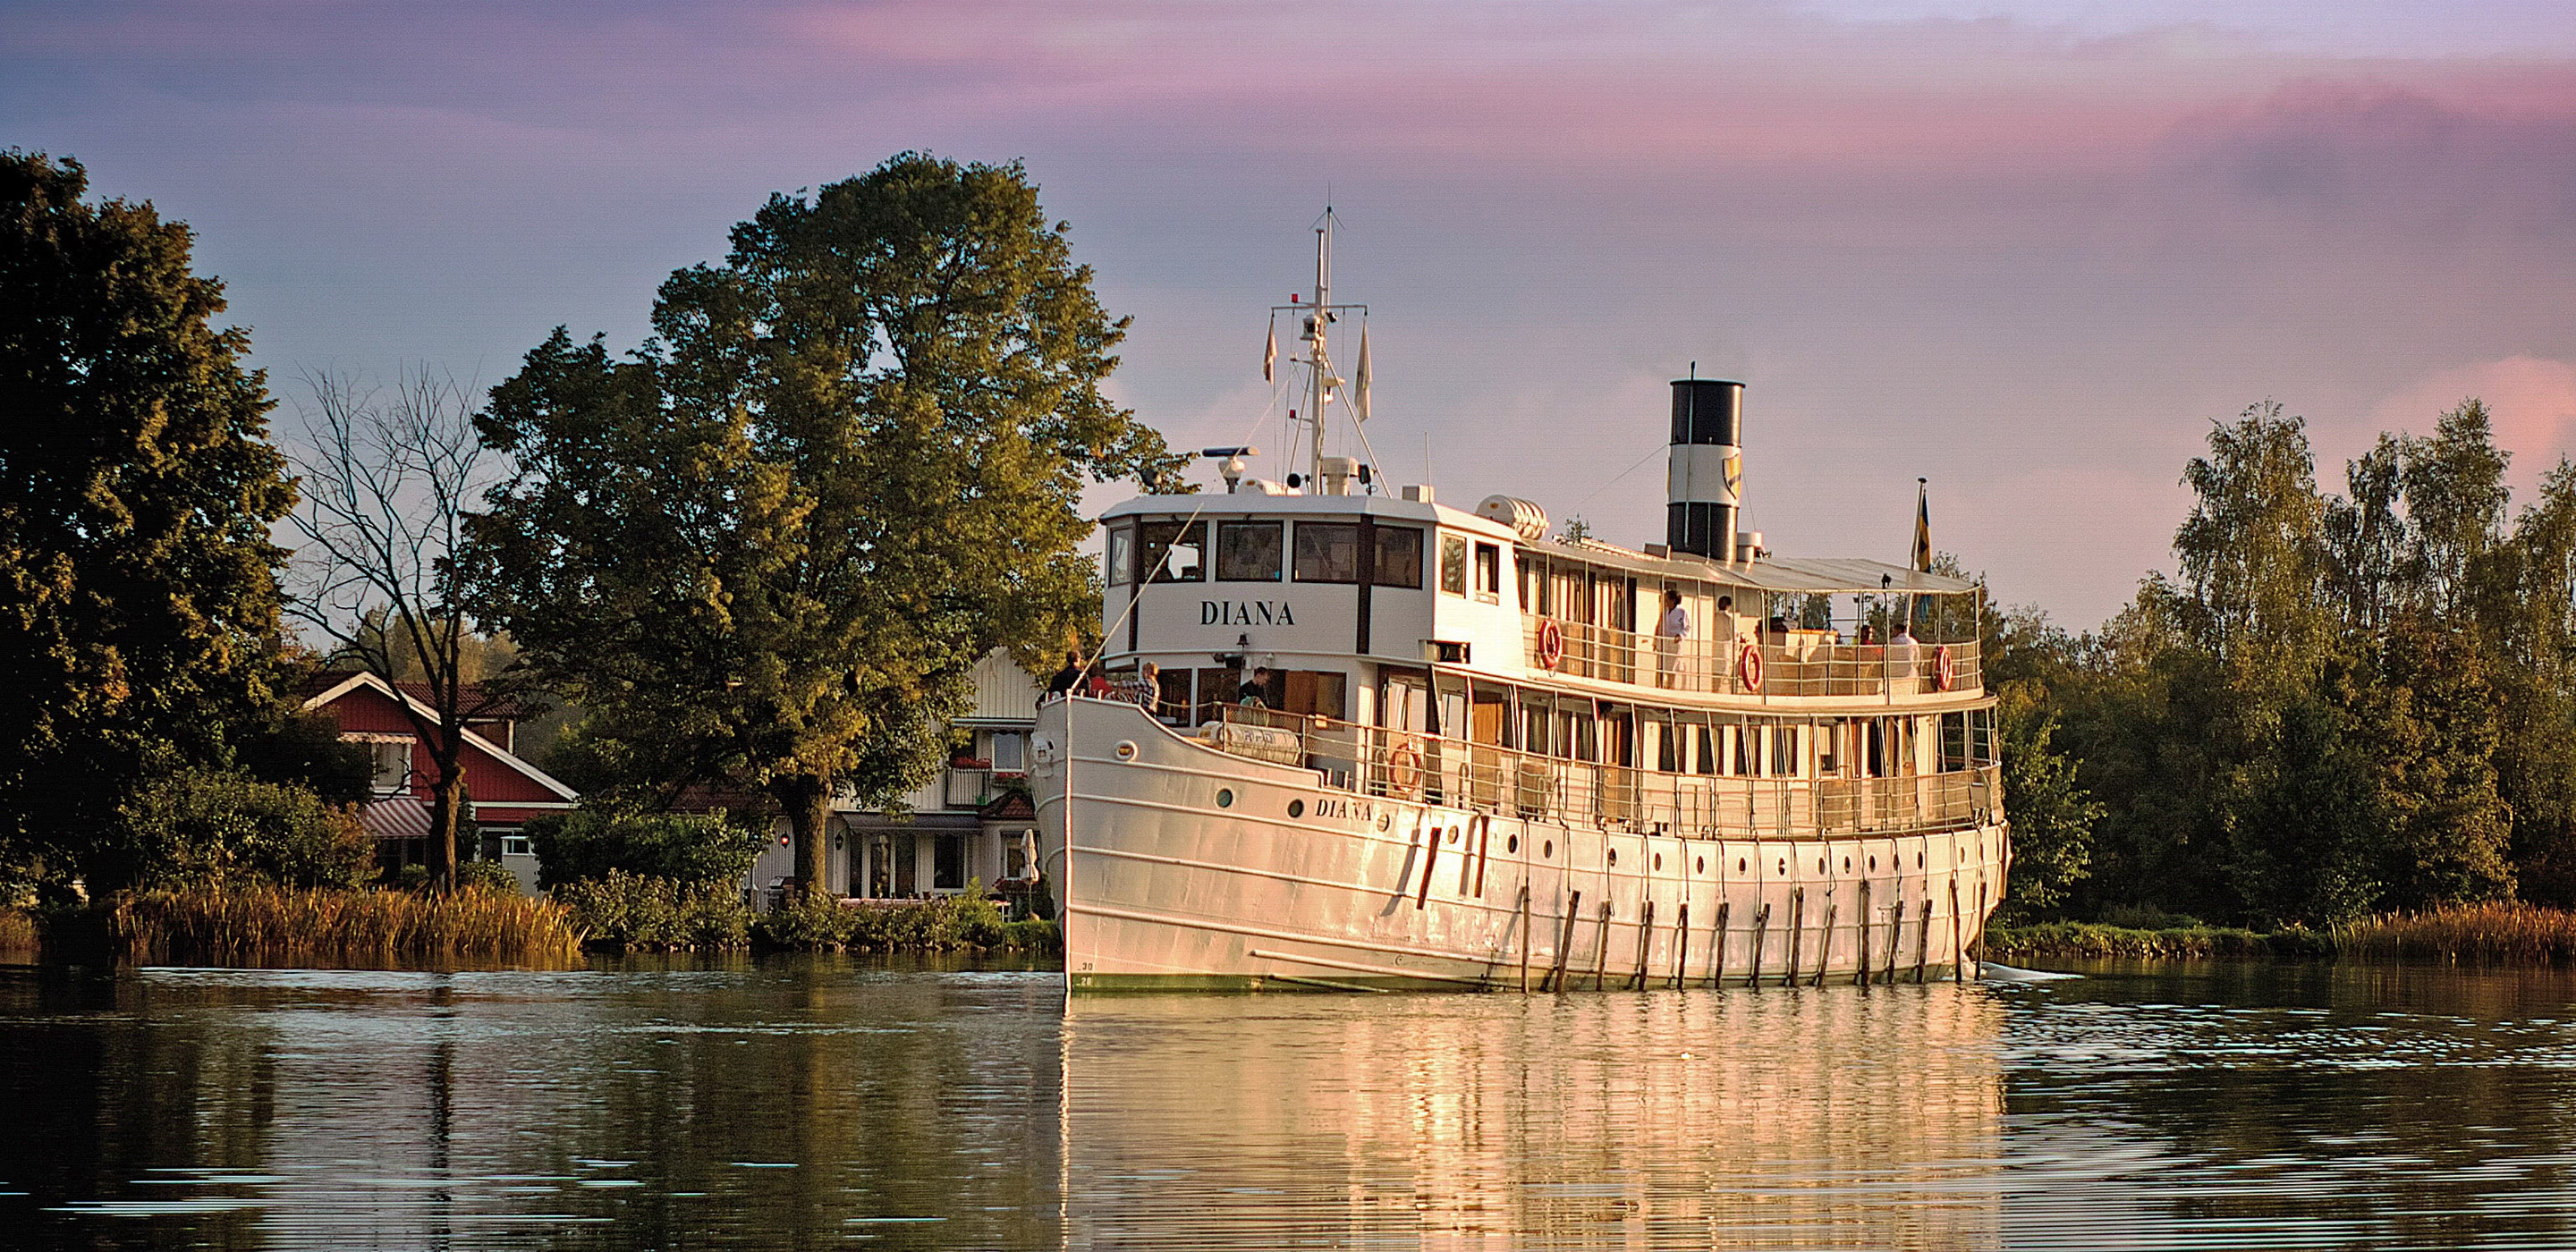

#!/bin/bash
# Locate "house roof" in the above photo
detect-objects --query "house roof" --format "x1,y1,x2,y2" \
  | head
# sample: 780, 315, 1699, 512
302, 672, 579, 801
297, 672, 538, 720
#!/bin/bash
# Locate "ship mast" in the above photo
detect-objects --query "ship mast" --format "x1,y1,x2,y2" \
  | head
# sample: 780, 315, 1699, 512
1274, 208, 1364, 492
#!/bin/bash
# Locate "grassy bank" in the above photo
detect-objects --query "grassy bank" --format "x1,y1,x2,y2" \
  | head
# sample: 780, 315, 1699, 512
1991, 903, 2576, 966
0, 906, 37, 960
97, 884, 585, 968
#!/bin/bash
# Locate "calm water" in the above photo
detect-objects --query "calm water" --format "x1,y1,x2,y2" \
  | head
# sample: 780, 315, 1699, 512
6, 957, 2576, 1249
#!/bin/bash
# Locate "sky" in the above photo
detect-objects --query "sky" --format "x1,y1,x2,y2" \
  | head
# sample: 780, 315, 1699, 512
7, 0, 2576, 626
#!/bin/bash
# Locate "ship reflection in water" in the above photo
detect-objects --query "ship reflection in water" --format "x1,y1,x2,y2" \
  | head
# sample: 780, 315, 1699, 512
16, 960, 2576, 1248
1061, 986, 2005, 1248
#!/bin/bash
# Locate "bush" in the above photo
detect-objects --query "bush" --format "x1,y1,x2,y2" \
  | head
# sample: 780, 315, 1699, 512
753, 882, 1052, 953
527, 804, 766, 889
553, 870, 751, 950
101, 768, 374, 891
455, 859, 523, 895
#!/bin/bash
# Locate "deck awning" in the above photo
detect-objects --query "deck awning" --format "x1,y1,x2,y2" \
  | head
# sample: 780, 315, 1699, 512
357, 797, 432, 842
1727, 557, 1979, 596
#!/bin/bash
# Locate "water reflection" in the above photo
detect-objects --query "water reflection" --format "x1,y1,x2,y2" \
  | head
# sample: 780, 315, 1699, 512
1062, 987, 2006, 1248
9, 958, 2576, 1248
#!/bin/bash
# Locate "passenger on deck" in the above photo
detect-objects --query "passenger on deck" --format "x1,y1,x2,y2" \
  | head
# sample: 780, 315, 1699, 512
1239, 666, 1272, 709
1889, 623, 1921, 693
1114, 661, 1163, 712
1045, 650, 1082, 700
1655, 587, 1690, 688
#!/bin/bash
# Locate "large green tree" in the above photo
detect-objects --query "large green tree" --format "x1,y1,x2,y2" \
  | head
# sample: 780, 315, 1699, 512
474, 153, 1180, 891
0, 151, 295, 891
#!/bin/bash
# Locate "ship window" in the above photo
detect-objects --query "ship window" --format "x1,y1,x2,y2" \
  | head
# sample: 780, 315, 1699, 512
1107, 527, 1133, 587
1474, 543, 1501, 598
1771, 723, 1798, 776
1141, 520, 1207, 583
1440, 536, 1469, 596
1372, 525, 1424, 588
1216, 520, 1284, 581
1292, 521, 1362, 583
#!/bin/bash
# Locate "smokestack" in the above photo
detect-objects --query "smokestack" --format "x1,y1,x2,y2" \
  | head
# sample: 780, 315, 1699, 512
1665, 378, 1744, 561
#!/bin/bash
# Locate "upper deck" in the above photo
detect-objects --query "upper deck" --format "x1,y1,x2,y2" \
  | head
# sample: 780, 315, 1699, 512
1098, 489, 1987, 715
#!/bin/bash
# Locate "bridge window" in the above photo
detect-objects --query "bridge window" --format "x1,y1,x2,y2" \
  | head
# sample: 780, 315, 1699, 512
1216, 520, 1284, 581
1107, 527, 1132, 587
1292, 521, 1361, 583
1141, 520, 1206, 583
1440, 535, 1469, 596
1475, 543, 1502, 599
1373, 526, 1424, 588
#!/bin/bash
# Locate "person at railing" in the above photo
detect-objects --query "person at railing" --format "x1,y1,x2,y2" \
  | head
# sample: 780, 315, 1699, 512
1654, 586, 1690, 689
1081, 660, 1113, 698
1112, 660, 1162, 711
1888, 623, 1921, 694
1044, 649, 1082, 701
1238, 665, 1273, 709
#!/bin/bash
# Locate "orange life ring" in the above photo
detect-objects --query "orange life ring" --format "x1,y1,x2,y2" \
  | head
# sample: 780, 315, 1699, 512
1934, 644, 1956, 691
1536, 618, 1565, 671
1739, 642, 1764, 692
1385, 741, 1424, 797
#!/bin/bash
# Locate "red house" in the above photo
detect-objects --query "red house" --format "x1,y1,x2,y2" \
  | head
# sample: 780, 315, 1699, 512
301, 672, 578, 891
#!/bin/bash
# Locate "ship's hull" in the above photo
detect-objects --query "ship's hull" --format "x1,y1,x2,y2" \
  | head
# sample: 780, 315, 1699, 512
1033, 698, 2008, 992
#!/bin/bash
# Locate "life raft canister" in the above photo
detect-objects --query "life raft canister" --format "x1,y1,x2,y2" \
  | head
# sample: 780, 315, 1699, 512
1537, 618, 1565, 670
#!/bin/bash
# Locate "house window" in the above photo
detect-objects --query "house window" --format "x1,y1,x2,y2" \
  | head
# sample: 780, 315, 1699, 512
1439, 536, 1468, 596
1216, 521, 1284, 581
1003, 829, 1035, 882
1292, 521, 1362, 583
1141, 520, 1206, 583
1371, 526, 1423, 588
1475, 544, 1502, 599
500, 833, 533, 858
370, 740, 412, 794
934, 834, 967, 890
988, 731, 1028, 774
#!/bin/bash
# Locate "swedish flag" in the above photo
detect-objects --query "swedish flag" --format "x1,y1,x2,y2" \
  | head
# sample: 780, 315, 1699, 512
1912, 478, 1933, 573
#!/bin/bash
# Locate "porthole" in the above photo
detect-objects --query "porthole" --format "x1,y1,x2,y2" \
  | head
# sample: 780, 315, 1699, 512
1377, 814, 1392, 831
1777, 859, 1786, 876
1737, 858, 1748, 873
1216, 788, 1234, 808
1819, 858, 1828, 875
1448, 827, 1462, 844
1917, 852, 1925, 868
1114, 740, 1139, 761
1543, 840, 1555, 859
1653, 853, 1663, 871
1868, 856, 1877, 872
1842, 857, 1851, 873
1696, 857, 1706, 874
1288, 799, 1305, 818
1507, 834, 1520, 853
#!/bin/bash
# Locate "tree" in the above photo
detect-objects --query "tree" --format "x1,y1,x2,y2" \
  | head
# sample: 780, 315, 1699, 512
283, 367, 503, 890
1990, 679, 2103, 921
0, 150, 295, 892
475, 152, 1182, 892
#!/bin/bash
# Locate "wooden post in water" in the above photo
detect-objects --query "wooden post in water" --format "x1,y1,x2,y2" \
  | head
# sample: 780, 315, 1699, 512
1593, 900, 1614, 991
1815, 903, 1835, 987
1856, 881, 1874, 986
1948, 879, 1964, 983
1671, 902, 1690, 988
1915, 899, 1933, 983
1709, 901, 1731, 988
1516, 884, 1532, 994
1883, 896, 1904, 985
1973, 880, 1987, 977
1785, 888, 1805, 986
1632, 900, 1656, 989
1548, 890, 1581, 993
1748, 901, 1769, 988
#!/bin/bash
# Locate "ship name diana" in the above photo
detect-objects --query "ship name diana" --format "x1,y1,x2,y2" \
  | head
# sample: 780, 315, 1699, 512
1202, 599, 1295, 626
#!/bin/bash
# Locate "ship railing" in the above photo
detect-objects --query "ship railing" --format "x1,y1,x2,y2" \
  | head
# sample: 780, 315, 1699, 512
1521, 616, 1982, 699
1201, 706, 2001, 840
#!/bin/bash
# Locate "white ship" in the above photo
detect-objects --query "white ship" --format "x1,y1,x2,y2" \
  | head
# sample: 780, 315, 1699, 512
1032, 215, 2008, 991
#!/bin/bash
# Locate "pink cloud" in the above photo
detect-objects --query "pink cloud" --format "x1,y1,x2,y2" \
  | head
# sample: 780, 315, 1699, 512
2368, 356, 2576, 486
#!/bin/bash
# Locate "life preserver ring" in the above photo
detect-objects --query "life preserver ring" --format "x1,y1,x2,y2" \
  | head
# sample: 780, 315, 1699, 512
1385, 741, 1423, 797
1536, 618, 1565, 671
1934, 644, 1956, 692
1739, 642, 1764, 692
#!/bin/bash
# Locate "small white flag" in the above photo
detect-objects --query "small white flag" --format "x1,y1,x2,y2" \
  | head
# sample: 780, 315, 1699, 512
1263, 322, 1276, 382
1353, 324, 1373, 422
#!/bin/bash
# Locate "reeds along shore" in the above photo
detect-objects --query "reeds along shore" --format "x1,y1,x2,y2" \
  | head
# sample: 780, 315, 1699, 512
102, 884, 585, 969
1989, 903, 2576, 966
